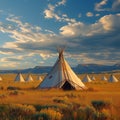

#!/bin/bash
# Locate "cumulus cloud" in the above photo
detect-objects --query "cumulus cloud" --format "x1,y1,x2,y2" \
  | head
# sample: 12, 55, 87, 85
44, 4, 60, 20
86, 12, 94, 17
60, 14, 120, 37
95, 0, 109, 11
40, 53, 50, 60
95, 14, 100, 17
44, 0, 77, 24
57, 0, 66, 6
95, 0, 120, 12
99, 14, 120, 31
60, 22, 89, 37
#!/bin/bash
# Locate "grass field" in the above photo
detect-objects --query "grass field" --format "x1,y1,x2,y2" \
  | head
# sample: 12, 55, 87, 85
0, 73, 120, 120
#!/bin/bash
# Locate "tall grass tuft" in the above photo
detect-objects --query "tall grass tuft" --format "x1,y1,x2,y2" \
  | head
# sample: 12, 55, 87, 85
0, 104, 36, 120
33, 108, 62, 120
91, 100, 111, 112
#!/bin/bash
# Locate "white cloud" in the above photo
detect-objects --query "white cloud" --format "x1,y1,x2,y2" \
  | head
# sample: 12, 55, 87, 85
95, 14, 100, 17
0, 51, 13, 55
95, 0, 109, 11
44, 9, 60, 20
99, 14, 120, 31
57, 0, 66, 6
44, 4, 60, 20
60, 14, 120, 37
95, 0, 120, 12
40, 53, 50, 60
86, 12, 94, 17
60, 22, 87, 37
44, 9, 54, 19
44, 0, 77, 24
0, 62, 20, 68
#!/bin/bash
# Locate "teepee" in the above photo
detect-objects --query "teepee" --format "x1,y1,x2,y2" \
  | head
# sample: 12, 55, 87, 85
14, 73, 25, 82
91, 76, 95, 81
37, 49, 86, 90
82, 75, 92, 82
101, 75, 107, 81
25, 74, 33, 82
0, 76, 2, 81
37, 75, 42, 81
108, 74, 118, 82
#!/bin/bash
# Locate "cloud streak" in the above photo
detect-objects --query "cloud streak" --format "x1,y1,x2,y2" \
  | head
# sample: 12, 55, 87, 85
95, 0, 120, 11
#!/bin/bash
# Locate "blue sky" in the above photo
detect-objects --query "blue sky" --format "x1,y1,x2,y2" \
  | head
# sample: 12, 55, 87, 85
0, 0, 120, 69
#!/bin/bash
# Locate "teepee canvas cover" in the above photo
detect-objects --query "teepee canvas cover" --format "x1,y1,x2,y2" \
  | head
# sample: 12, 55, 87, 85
101, 76, 107, 81
25, 74, 33, 82
82, 75, 92, 82
14, 73, 25, 82
108, 74, 118, 82
37, 50, 86, 90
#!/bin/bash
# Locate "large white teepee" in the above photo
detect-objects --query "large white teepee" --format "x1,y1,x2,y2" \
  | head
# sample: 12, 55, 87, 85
101, 76, 107, 81
82, 75, 92, 82
37, 49, 86, 90
25, 74, 33, 82
108, 74, 118, 82
14, 73, 25, 82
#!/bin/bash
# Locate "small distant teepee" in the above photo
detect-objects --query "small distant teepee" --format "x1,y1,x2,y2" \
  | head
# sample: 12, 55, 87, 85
91, 76, 96, 81
82, 75, 92, 82
101, 75, 107, 81
0, 76, 2, 81
108, 74, 118, 82
14, 73, 25, 82
25, 74, 33, 82
37, 49, 86, 90
37, 75, 42, 81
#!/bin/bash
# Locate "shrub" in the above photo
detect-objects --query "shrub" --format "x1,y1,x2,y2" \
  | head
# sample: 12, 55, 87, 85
9, 90, 19, 95
53, 98, 64, 104
34, 105, 58, 111
7, 104, 35, 120
91, 100, 111, 112
93, 112, 110, 120
9, 90, 24, 96
84, 106, 95, 120
61, 107, 75, 120
0, 105, 9, 119
0, 104, 36, 120
7, 86, 21, 90
65, 93, 77, 98
32, 113, 50, 120
38, 108, 62, 120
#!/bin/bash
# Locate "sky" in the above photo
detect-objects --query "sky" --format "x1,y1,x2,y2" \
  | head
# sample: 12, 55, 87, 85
0, 0, 120, 70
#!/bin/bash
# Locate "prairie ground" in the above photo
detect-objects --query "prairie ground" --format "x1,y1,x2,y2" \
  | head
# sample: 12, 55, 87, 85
0, 73, 120, 119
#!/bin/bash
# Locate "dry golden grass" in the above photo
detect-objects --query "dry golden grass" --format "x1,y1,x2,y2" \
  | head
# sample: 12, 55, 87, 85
0, 73, 120, 117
